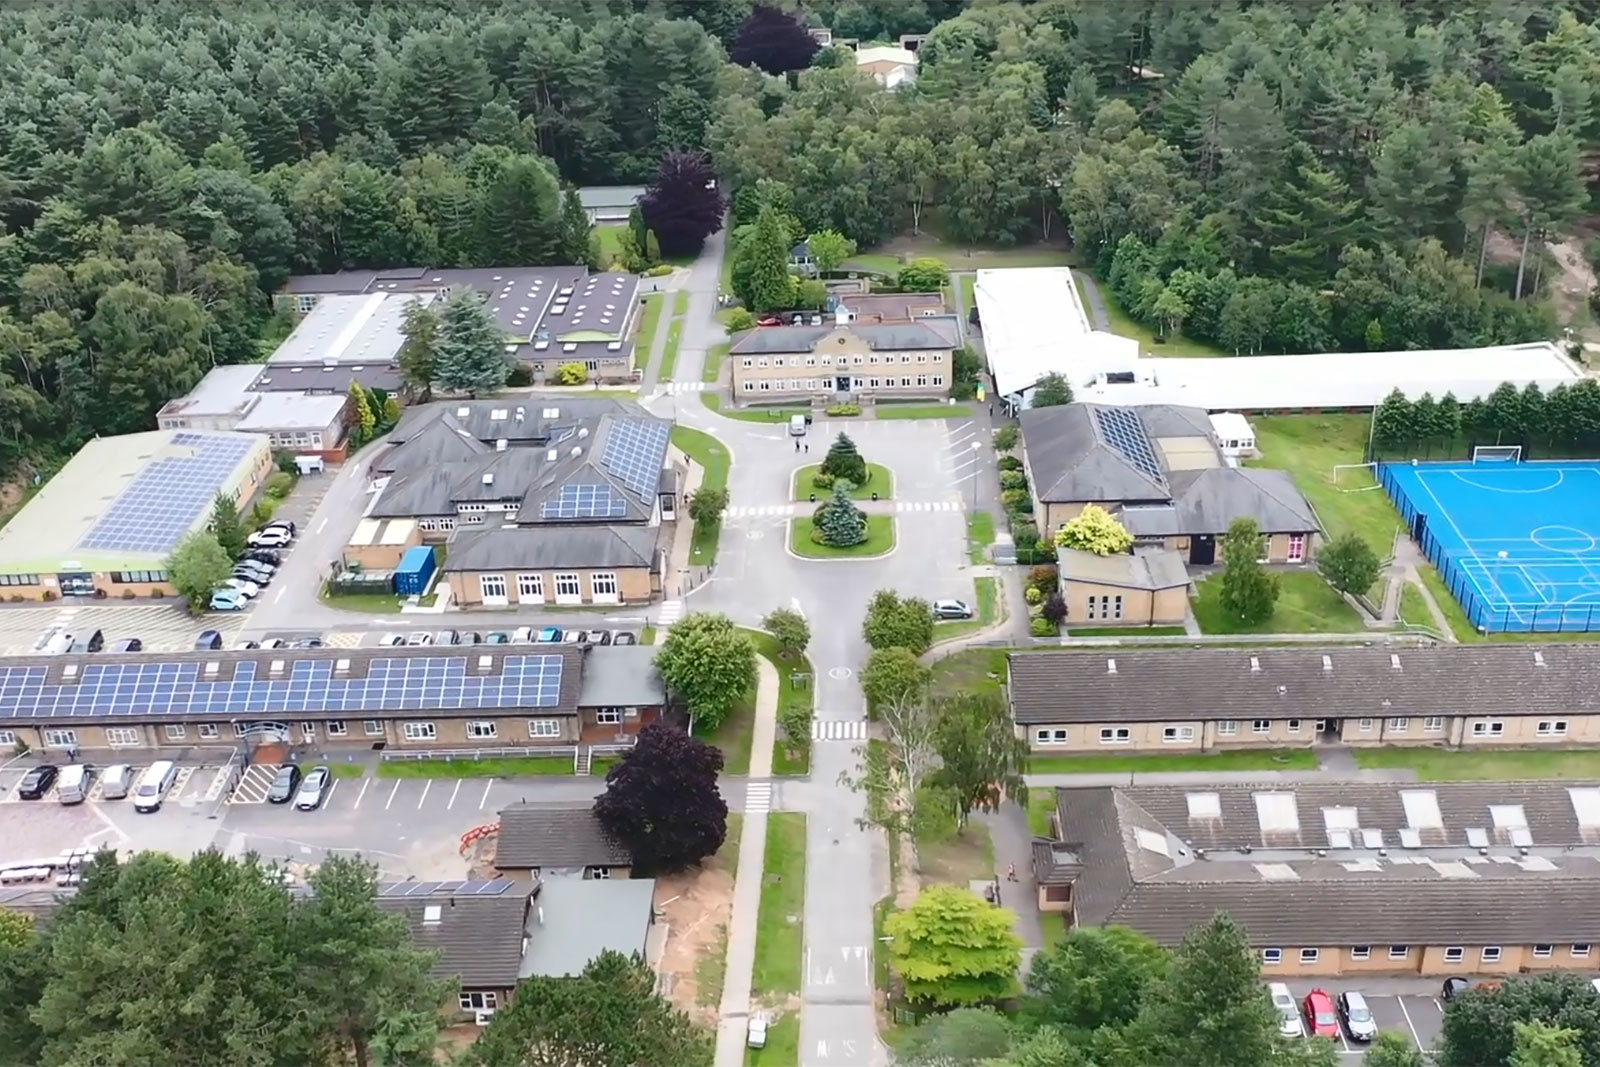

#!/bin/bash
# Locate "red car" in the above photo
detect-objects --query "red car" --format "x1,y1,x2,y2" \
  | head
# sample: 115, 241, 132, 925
756, 316, 784, 327
1303, 989, 1339, 1038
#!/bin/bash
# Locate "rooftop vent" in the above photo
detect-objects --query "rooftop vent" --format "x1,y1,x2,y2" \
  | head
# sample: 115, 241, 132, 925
205, 662, 220, 677
545, 449, 557, 461
62, 664, 77, 679
482, 473, 494, 485
491, 409, 507, 421
478, 655, 493, 671
270, 660, 286, 675
1390, 653, 1402, 670
533, 341, 550, 351
423, 905, 442, 925
607, 341, 622, 351
577, 427, 589, 439
563, 343, 577, 352
335, 658, 351, 672
457, 407, 470, 417
1277, 685, 1287, 695
543, 408, 559, 417
1321, 655, 1332, 672
570, 446, 581, 457
1534, 650, 1547, 667
496, 439, 507, 452
1106, 658, 1116, 675
1249, 656, 1260, 672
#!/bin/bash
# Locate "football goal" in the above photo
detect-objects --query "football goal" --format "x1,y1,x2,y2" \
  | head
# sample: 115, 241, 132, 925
1331, 462, 1382, 492
1472, 445, 1523, 464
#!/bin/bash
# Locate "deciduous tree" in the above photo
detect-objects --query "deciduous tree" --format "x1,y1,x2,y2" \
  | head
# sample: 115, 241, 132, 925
640, 149, 726, 260
687, 485, 728, 527
1364, 1031, 1427, 1067
1024, 925, 1171, 1034
208, 493, 245, 561
805, 229, 855, 274
730, 4, 820, 75
898, 257, 949, 292
1437, 974, 1600, 1067
862, 589, 935, 655
1219, 517, 1278, 625
885, 885, 1022, 1007
1054, 504, 1133, 556
167, 530, 232, 612
1317, 531, 1381, 597
433, 289, 509, 397
652, 611, 756, 731
1030, 372, 1074, 407
594, 722, 728, 873
762, 606, 810, 657
861, 647, 930, 717
899, 1007, 1012, 1065
397, 297, 441, 402
930, 690, 1029, 823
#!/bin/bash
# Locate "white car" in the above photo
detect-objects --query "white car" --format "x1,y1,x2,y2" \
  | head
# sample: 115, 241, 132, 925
1268, 982, 1303, 1038
221, 579, 260, 598
405, 632, 433, 646
511, 626, 534, 644
377, 633, 406, 646
247, 528, 292, 548
747, 1014, 769, 1049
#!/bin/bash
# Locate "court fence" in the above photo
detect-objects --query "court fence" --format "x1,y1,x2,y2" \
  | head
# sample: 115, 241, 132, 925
1377, 462, 1600, 634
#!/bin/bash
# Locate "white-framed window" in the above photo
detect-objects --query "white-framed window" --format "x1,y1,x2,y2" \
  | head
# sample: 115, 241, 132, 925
1099, 727, 1131, 745
1575, 944, 1592, 958
0, 729, 14, 745
1358, 717, 1374, 731
295, 293, 317, 313
1350, 946, 1370, 960
44, 729, 77, 748
596, 708, 623, 725
1423, 716, 1444, 732
591, 572, 619, 603
1481, 946, 1502, 963
1252, 719, 1271, 734
165, 724, 186, 741
198, 723, 219, 739
1218, 720, 1237, 735
326, 720, 347, 737
106, 728, 139, 747
517, 573, 543, 602
1299, 948, 1319, 964
459, 991, 498, 1012
402, 722, 437, 742
467, 721, 498, 740
364, 720, 385, 736
1286, 719, 1301, 734
742, 380, 755, 392
1035, 728, 1069, 744
554, 573, 581, 603
756, 357, 768, 368
530, 719, 562, 739
588, 865, 612, 879
868, 377, 880, 388
1473, 720, 1505, 736
916, 353, 927, 363
900, 376, 911, 387
1261, 948, 1282, 964
232, 723, 250, 738
1389, 945, 1409, 959
479, 574, 507, 601
759, 380, 771, 391
1387, 717, 1409, 731
1538, 720, 1569, 736
932, 375, 945, 387
1534, 944, 1553, 958
1443, 947, 1464, 963
1161, 726, 1194, 743
900, 354, 912, 363
1287, 534, 1306, 563
916, 375, 927, 387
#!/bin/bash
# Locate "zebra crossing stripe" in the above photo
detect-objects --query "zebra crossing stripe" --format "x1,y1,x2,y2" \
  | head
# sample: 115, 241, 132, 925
657, 599, 685, 629
745, 782, 772, 813
812, 720, 870, 741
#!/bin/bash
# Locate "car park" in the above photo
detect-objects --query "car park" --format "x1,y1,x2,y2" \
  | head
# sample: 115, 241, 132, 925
536, 627, 562, 643
433, 630, 460, 645
265, 520, 297, 535
1338, 991, 1377, 1042
194, 630, 224, 650
110, 637, 143, 653
221, 578, 261, 597
1303, 990, 1339, 1039
246, 528, 292, 548
244, 548, 282, 565
100, 764, 134, 800
486, 631, 510, 643
210, 590, 249, 611
1441, 977, 1470, 1002
1268, 983, 1303, 1039
613, 631, 638, 645
294, 767, 330, 810
405, 632, 433, 646
266, 764, 303, 804
933, 599, 974, 619
561, 630, 587, 644
582, 629, 612, 645
233, 563, 274, 582
16, 765, 58, 800
232, 570, 270, 588
377, 634, 406, 646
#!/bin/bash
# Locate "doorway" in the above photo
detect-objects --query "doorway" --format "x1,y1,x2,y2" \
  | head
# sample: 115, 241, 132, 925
1189, 536, 1215, 566
57, 572, 94, 596
835, 376, 851, 392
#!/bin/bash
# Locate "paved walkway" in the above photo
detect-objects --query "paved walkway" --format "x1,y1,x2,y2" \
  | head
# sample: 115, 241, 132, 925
639, 290, 679, 394
1073, 269, 1111, 330
975, 802, 1045, 971
1026, 767, 1417, 787
713, 654, 779, 1067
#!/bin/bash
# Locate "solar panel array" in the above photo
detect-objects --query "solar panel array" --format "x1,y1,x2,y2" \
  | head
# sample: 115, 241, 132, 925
541, 483, 629, 520
600, 418, 670, 497
1092, 407, 1166, 486
79, 433, 258, 553
0, 654, 564, 719
379, 879, 518, 898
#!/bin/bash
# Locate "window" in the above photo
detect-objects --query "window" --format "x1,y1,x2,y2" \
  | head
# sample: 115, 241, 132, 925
1423, 716, 1445, 732
916, 353, 927, 363
198, 723, 219, 739
1538, 720, 1569, 736
553, 573, 581, 602
1534, 944, 1554, 958
1472, 720, 1505, 736
232, 723, 250, 738
1481, 946, 1502, 963
0, 573, 39, 586
588, 866, 612, 879
43, 729, 77, 748
742, 380, 755, 392
1299, 948, 1319, 964
1261, 948, 1282, 965
165, 724, 186, 741
1218, 720, 1237, 735
596, 708, 623, 725
402, 722, 437, 742
755, 357, 768, 368
0, 730, 14, 745
900, 354, 912, 363
295, 293, 317, 313
1388, 945, 1409, 960
1350, 946, 1371, 960
106, 728, 139, 747
1443, 947, 1464, 963
459, 991, 498, 1012
466, 721, 498, 740
364, 720, 384, 737
900, 376, 911, 387
517, 573, 543, 602
1575, 944, 1592, 958
591, 572, 619, 602
1387, 717, 1409, 731
1252, 719, 1271, 734
110, 570, 167, 584
1162, 726, 1194, 743
1035, 728, 1069, 744
758, 380, 771, 391
529, 719, 562, 739
932, 375, 945, 387
916, 375, 927, 388
1287, 534, 1306, 563
1287, 719, 1301, 733
479, 574, 507, 601
1112, 595, 1123, 619
1358, 718, 1374, 731
326, 720, 347, 737
868, 377, 880, 388
1099, 727, 1131, 745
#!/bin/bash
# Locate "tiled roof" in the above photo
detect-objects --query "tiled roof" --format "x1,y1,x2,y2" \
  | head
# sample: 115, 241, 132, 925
729, 323, 956, 355
375, 880, 536, 988
496, 802, 632, 870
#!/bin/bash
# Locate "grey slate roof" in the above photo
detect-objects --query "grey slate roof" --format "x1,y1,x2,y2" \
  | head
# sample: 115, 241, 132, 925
1019, 404, 1171, 501
1031, 838, 1081, 886
1006, 644, 1600, 726
1055, 782, 1600, 946
1142, 467, 1317, 536
1057, 547, 1189, 591
520, 878, 656, 979
442, 526, 658, 572
496, 801, 632, 869
376, 880, 536, 988
577, 186, 646, 211
577, 646, 667, 707
251, 361, 405, 394
729, 323, 956, 355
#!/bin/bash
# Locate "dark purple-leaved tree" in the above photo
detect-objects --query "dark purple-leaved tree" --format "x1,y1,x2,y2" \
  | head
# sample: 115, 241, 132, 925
639, 149, 727, 260
730, 4, 820, 75
593, 722, 727, 873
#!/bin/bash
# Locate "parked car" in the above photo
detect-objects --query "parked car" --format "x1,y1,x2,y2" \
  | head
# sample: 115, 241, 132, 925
405, 632, 433, 646
582, 629, 612, 645
56, 764, 94, 805
210, 590, 248, 611
110, 637, 143, 652
1441, 977, 1471, 1002
433, 630, 460, 645
100, 763, 134, 800
293, 637, 324, 648
485, 631, 510, 644
194, 629, 224, 650
247, 527, 291, 548
221, 578, 261, 597
756, 316, 783, 327
612, 631, 638, 645
16, 765, 58, 800
747, 1014, 769, 1049
232, 640, 260, 650
561, 629, 587, 644
261, 638, 290, 649
510, 626, 534, 643
463, 632, 484, 644
294, 767, 330, 811
232, 568, 271, 587
1303, 990, 1339, 1039
1338, 991, 1377, 1042
266, 764, 303, 804
244, 548, 282, 565
264, 519, 297, 535
234, 562, 275, 581
1268, 983, 1303, 1039
932, 599, 974, 620
535, 627, 563, 643
377, 633, 406, 646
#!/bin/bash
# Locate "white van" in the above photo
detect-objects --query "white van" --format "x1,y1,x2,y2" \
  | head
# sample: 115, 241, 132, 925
39, 632, 74, 656
132, 761, 178, 813
56, 765, 93, 805
788, 414, 807, 437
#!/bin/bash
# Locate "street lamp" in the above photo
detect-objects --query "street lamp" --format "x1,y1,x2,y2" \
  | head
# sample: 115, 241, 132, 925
969, 440, 982, 511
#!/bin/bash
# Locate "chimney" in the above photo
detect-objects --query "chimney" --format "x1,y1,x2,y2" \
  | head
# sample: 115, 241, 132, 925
1249, 656, 1260, 672
1321, 655, 1332, 673
1106, 658, 1116, 675
496, 439, 507, 452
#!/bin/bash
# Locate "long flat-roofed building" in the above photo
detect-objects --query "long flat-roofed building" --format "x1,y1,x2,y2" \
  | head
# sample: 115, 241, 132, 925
1042, 781, 1600, 978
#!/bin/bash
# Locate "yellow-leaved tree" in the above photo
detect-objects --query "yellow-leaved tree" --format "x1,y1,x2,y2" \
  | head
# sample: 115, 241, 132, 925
1053, 504, 1133, 555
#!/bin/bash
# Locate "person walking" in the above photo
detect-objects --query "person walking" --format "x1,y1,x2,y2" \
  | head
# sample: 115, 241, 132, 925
795, 438, 801, 453
1006, 862, 1017, 882
804, 442, 809, 453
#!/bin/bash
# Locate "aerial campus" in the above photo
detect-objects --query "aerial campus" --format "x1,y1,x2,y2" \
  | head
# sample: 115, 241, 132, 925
6, 2, 1600, 1066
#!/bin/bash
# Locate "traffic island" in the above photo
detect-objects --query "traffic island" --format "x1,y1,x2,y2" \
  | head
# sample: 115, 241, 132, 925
789, 462, 893, 501
788, 515, 896, 559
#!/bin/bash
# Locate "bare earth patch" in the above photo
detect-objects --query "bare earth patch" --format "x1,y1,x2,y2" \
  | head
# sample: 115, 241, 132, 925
656, 863, 735, 1024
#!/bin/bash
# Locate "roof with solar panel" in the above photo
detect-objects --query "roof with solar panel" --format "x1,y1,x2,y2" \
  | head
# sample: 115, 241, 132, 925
0, 645, 584, 724
0, 429, 271, 576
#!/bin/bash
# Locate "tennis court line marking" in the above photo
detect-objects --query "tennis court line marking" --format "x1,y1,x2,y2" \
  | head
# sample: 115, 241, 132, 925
1414, 470, 1526, 626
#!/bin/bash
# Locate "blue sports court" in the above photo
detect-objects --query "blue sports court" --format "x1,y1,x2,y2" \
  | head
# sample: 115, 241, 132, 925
1380, 459, 1600, 633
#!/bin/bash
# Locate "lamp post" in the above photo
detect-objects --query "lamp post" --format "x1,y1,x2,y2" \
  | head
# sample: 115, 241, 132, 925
969, 440, 982, 512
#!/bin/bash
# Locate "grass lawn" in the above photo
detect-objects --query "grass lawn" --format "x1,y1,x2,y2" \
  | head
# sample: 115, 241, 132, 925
753, 813, 807, 997
1191, 570, 1367, 635
745, 630, 814, 777
1399, 582, 1431, 628
1248, 414, 1402, 557
933, 576, 999, 643
327, 763, 367, 779
957, 273, 976, 312
931, 646, 1009, 699
701, 693, 755, 776
632, 292, 664, 372
916, 817, 996, 885
701, 395, 812, 422
789, 515, 895, 558
1353, 747, 1600, 781
1029, 748, 1319, 774
746, 1014, 799, 1067
966, 510, 995, 564
1026, 791, 1056, 837
658, 291, 690, 381
703, 341, 730, 384
671, 426, 729, 567
590, 757, 618, 777
640, 624, 656, 645
791, 462, 893, 501
1079, 270, 1226, 358
1067, 625, 1189, 637
875, 403, 973, 420
849, 234, 1079, 273
319, 585, 404, 613
596, 224, 627, 266
378, 755, 574, 778
841, 252, 905, 275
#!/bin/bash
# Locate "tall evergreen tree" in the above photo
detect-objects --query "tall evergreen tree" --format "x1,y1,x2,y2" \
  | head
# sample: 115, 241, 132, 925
737, 207, 796, 311
207, 492, 245, 561
1133, 914, 1282, 1066
1218, 517, 1278, 625
558, 186, 596, 268
473, 156, 564, 267
433, 289, 510, 397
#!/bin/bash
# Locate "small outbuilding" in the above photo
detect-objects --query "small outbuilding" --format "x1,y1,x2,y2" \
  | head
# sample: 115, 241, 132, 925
1057, 547, 1190, 628
1208, 412, 1257, 459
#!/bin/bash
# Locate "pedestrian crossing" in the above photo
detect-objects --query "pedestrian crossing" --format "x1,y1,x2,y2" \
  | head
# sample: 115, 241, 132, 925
727, 505, 798, 518
723, 500, 963, 520
894, 501, 961, 513
657, 599, 685, 630
812, 719, 870, 741
745, 781, 772, 813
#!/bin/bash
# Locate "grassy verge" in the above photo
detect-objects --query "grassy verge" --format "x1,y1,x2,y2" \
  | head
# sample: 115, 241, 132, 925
1398, 582, 1430, 627
702, 692, 755, 776
704, 341, 730, 384
875, 404, 973, 420
1066, 625, 1189, 637
701, 395, 812, 422
1081, 270, 1226, 358
1027, 791, 1056, 837
747, 1014, 799, 1067
327, 764, 368, 779
318, 585, 405, 613
633, 293, 665, 372
957, 273, 976, 313
848, 239, 1077, 273
1029, 748, 1319, 774
1248, 414, 1401, 557
791, 462, 893, 501
931, 646, 1009, 699
659, 291, 690, 381
753, 813, 807, 996
672, 426, 729, 567
596, 224, 627, 265
746, 629, 814, 777
966, 510, 995, 564
640, 625, 657, 646
1353, 747, 1600, 780
841, 252, 904, 274
915, 814, 995, 885
789, 515, 895, 558
932, 576, 999, 643
378, 755, 575, 778
1191, 570, 1366, 634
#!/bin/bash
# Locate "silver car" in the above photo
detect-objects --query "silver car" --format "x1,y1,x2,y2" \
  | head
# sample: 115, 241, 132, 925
1338, 991, 1377, 1042
100, 764, 134, 800
1269, 982, 1303, 1038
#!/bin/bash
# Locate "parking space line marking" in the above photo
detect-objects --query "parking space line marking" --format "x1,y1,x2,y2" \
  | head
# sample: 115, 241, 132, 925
480, 781, 493, 810
353, 778, 370, 809
324, 779, 339, 806
417, 780, 431, 809
1397, 996, 1423, 1051
1339, 1029, 1350, 1054
385, 781, 400, 810
448, 781, 460, 810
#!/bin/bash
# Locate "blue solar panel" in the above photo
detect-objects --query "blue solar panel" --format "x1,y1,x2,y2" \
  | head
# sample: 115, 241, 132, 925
600, 418, 670, 497
541, 483, 629, 520
0, 654, 564, 719
79, 433, 257, 554
1092, 407, 1166, 486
